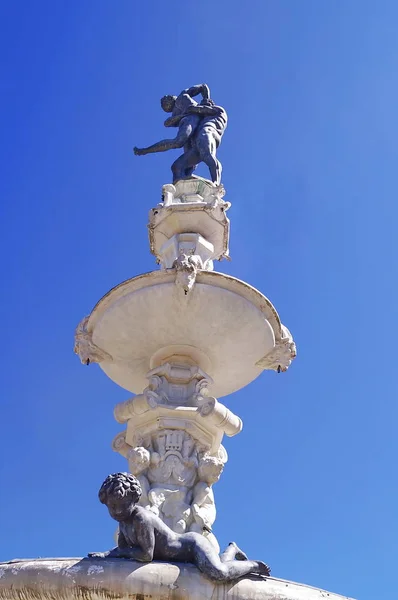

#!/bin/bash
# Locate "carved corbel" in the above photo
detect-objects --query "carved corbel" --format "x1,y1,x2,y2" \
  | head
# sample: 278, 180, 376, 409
111, 431, 132, 457
172, 252, 203, 295
256, 325, 297, 373
74, 316, 112, 365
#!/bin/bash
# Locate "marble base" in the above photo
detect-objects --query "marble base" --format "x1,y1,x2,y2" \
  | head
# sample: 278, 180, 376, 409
0, 558, 355, 600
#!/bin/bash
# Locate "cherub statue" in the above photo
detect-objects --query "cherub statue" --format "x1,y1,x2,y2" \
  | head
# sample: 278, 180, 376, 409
127, 446, 153, 512
148, 487, 191, 533
189, 454, 223, 550
88, 472, 271, 582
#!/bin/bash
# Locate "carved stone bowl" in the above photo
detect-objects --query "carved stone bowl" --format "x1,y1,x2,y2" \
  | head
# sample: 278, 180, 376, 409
0, 558, 355, 600
85, 270, 285, 397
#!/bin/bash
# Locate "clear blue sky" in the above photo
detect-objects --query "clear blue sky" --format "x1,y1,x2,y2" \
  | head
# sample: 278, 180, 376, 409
0, 2, 397, 599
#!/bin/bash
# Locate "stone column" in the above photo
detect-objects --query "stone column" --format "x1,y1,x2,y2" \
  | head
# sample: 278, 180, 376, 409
111, 361, 241, 550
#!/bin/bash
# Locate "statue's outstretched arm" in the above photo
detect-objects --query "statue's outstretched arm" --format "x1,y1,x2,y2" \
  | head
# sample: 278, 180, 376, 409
184, 84, 210, 100
187, 105, 221, 116
164, 114, 183, 128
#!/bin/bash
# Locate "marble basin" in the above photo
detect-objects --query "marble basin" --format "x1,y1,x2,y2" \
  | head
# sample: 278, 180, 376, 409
86, 270, 283, 397
0, 558, 355, 600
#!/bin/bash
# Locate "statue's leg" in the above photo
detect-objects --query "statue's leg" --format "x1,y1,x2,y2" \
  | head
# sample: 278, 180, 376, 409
193, 537, 270, 582
196, 132, 222, 185
171, 154, 189, 182
184, 163, 198, 178
220, 542, 248, 562
172, 149, 200, 182
135, 117, 198, 156
215, 157, 222, 185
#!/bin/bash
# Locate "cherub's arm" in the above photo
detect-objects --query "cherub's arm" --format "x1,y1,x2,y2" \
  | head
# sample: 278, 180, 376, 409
88, 518, 155, 562
88, 530, 130, 558
115, 525, 155, 561
125, 515, 155, 562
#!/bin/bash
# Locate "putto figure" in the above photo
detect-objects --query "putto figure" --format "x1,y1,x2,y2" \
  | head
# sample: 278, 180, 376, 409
89, 472, 270, 582
134, 84, 227, 185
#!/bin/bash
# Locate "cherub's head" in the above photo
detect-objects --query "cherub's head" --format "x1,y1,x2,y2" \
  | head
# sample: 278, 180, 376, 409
98, 472, 142, 522
161, 95, 176, 113
127, 446, 150, 475
198, 455, 224, 484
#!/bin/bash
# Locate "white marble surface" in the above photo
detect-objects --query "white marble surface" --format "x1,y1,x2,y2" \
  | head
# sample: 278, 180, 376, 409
160, 233, 215, 270
0, 558, 355, 600
111, 362, 241, 548
148, 178, 230, 266
85, 270, 290, 398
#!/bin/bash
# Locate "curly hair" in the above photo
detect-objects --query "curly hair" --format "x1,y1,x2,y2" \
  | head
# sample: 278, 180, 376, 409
198, 455, 224, 484
98, 472, 142, 505
160, 95, 176, 112
127, 446, 150, 475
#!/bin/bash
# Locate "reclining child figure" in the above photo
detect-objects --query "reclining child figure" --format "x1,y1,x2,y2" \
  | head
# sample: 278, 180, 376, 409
88, 472, 270, 583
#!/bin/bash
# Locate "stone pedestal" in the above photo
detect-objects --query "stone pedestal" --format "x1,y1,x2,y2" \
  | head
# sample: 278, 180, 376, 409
149, 178, 230, 270
73, 178, 297, 549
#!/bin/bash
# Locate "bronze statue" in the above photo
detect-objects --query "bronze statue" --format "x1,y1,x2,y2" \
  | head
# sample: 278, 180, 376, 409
89, 472, 270, 582
134, 84, 227, 185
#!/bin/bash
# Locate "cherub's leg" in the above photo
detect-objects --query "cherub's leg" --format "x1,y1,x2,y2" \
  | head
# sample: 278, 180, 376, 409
220, 542, 248, 562
193, 538, 270, 582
